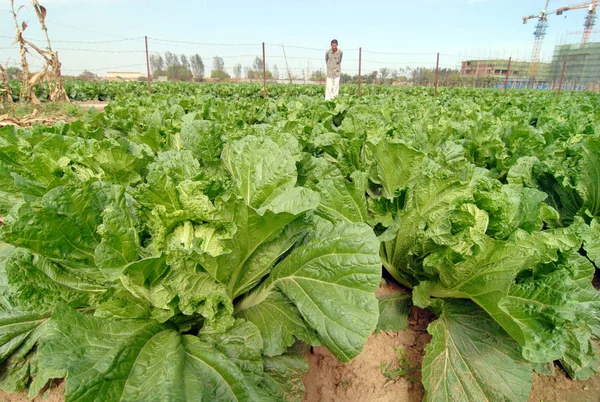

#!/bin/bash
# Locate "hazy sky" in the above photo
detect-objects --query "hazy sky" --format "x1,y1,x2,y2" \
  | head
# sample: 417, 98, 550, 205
0, 0, 594, 76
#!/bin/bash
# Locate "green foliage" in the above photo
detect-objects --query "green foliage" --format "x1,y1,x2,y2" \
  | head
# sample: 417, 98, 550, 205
166, 65, 193, 82
379, 347, 419, 383
1, 83, 599, 401
211, 70, 231, 81
0, 105, 381, 400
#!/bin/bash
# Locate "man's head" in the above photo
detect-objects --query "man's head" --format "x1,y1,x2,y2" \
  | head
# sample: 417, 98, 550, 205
331, 39, 338, 52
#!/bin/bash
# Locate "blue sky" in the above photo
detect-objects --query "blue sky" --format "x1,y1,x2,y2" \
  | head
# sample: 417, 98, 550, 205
0, 0, 594, 77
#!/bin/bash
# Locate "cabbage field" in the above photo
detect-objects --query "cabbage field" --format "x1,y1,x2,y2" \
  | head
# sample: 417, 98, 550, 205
0, 83, 599, 402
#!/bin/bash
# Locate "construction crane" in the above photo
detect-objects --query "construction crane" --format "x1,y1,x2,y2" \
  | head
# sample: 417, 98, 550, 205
523, 0, 551, 81
581, 1, 598, 43
523, 1, 598, 81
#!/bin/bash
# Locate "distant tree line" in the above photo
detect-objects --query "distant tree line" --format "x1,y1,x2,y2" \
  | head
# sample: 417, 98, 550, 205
148, 52, 282, 82
320, 66, 504, 87
149, 52, 204, 81
50, 52, 504, 86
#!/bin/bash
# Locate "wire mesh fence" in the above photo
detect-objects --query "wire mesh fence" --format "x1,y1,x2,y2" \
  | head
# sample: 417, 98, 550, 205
2, 31, 600, 94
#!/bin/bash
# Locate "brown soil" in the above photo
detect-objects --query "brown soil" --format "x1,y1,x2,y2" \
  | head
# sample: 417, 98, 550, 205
302, 281, 430, 402
529, 369, 600, 402
302, 281, 600, 402
75, 101, 108, 111
0, 381, 64, 402
0, 281, 598, 402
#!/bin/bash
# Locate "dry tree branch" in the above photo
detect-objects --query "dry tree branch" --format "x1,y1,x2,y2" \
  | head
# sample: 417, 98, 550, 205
0, 62, 14, 104
7, 1, 69, 104
10, 0, 39, 104
31, 0, 69, 102
32, 0, 51, 50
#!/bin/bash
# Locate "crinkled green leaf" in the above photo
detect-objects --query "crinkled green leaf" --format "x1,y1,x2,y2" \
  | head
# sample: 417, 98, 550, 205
94, 191, 140, 281
0, 181, 121, 282
583, 218, 600, 267
315, 178, 368, 224
237, 291, 320, 357
223, 135, 303, 211
200, 319, 263, 376
366, 138, 425, 199
162, 270, 234, 332
135, 150, 202, 215
240, 220, 381, 362
381, 173, 475, 288
577, 138, 600, 219
474, 179, 547, 240
195, 135, 319, 298
94, 288, 152, 320
5, 249, 105, 312
0, 243, 14, 310
423, 300, 533, 402
39, 305, 265, 402
376, 292, 411, 333
180, 118, 224, 165
0, 165, 21, 214
260, 346, 309, 402
67, 138, 152, 187
532, 362, 555, 376
0, 311, 50, 393
499, 252, 600, 375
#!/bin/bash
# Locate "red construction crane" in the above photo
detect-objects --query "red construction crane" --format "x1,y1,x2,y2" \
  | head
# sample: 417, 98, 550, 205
523, 1, 598, 81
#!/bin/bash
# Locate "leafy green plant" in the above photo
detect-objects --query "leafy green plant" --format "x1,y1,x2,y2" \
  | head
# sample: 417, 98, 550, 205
366, 136, 600, 401
1, 83, 599, 402
379, 347, 419, 384
0, 128, 381, 401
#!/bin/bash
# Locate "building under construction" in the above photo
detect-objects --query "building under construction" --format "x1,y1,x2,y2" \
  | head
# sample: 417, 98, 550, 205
461, 59, 551, 79
549, 42, 600, 85
460, 42, 600, 88
460, 59, 552, 86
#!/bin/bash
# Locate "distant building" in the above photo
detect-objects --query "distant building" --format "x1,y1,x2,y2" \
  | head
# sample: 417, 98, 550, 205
106, 72, 144, 81
460, 59, 552, 81
157, 76, 168, 82
549, 42, 600, 86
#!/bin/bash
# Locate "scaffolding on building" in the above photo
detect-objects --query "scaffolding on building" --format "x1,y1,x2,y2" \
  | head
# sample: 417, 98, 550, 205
550, 42, 600, 86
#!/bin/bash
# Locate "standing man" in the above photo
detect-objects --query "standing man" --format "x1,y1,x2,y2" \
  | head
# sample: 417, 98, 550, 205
325, 39, 343, 100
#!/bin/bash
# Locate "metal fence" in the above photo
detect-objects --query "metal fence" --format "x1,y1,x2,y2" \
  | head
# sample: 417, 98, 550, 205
2, 32, 600, 97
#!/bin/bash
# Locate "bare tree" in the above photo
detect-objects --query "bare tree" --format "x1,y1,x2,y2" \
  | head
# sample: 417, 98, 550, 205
213, 56, 225, 72
273, 65, 280, 81
190, 54, 204, 80
180, 54, 190, 72
149, 54, 165, 74
233, 63, 242, 79
165, 52, 179, 68
244, 66, 250, 78
252, 56, 263, 73
379, 68, 390, 83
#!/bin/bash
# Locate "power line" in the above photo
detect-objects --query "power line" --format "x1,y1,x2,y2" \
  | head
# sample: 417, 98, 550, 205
266, 44, 359, 52
266, 44, 323, 51
362, 59, 438, 66
0, 35, 143, 44
362, 50, 438, 56
45, 20, 128, 39
63, 63, 147, 72
148, 37, 258, 47
268, 55, 323, 62
54, 47, 146, 54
